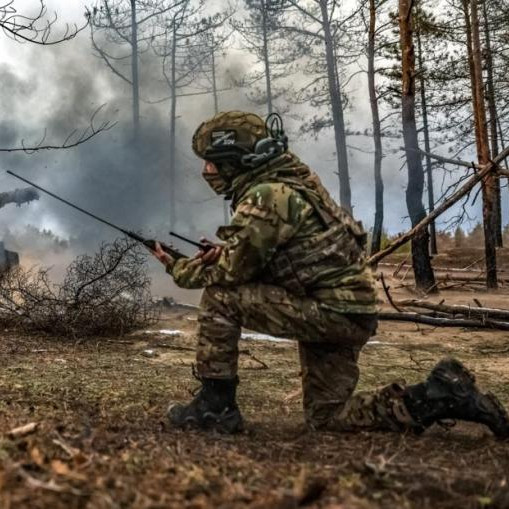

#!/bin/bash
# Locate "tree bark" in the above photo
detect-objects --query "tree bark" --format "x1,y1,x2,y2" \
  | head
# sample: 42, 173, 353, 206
368, 0, 384, 255
469, 0, 498, 288
211, 35, 219, 115
261, 1, 273, 115
416, 23, 437, 254
482, 0, 502, 247
395, 299, 509, 320
379, 311, 509, 330
169, 24, 178, 230
319, 0, 352, 212
398, 0, 436, 292
210, 35, 230, 225
130, 0, 140, 140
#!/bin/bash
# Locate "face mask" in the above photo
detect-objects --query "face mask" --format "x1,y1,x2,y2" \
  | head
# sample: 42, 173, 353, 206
202, 171, 230, 195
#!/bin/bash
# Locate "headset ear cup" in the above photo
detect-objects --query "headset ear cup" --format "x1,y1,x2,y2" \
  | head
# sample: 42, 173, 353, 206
254, 138, 276, 155
241, 114, 288, 168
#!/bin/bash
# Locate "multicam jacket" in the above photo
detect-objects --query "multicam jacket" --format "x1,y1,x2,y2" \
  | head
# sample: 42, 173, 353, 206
168, 153, 377, 314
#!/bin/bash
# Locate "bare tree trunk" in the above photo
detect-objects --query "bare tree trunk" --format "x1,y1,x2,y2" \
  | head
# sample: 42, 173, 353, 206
211, 36, 219, 115
398, 0, 436, 292
368, 0, 384, 255
130, 0, 140, 140
496, 116, 509, 170
169, 25, 178, 230
210, 36, 229, 225
482, 0, 502, 247
416, 25, 437, 254
319, 0, 352, 213
469, 0, 498, 288
261, 1, 273, 115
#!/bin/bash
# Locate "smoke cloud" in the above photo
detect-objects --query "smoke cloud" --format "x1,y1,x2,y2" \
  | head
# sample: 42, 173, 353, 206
0, 0, 501, 302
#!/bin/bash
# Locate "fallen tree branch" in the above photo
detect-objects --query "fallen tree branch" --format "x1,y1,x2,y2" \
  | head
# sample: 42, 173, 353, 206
396, 272, 501, 283
240, 349, 269, 370
378, 261, 497, 274
369, 145, 509, 265
417, 148, 478, 169
380, 273, 403, 312
394, 299, 509, 321
7, 422, 39, 438
379, 312, 509, 330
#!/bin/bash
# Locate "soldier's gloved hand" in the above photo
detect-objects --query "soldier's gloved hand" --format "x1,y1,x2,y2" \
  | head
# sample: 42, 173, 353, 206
194, 237, 223, 265
151, 241, 176, 268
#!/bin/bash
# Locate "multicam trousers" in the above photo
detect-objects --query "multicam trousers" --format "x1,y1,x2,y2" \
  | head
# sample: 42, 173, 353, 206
196, 283, 417, 432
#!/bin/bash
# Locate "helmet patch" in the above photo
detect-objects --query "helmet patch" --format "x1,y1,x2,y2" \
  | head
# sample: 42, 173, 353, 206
211, 129, 237, 147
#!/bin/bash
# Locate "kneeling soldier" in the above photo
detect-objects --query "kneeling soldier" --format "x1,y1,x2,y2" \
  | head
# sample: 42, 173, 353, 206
151, 111, 509, 438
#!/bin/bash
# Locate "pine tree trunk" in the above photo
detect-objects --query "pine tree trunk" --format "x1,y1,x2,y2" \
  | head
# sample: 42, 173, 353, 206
416, 26, 437, 254
169, 25, 178, 230
211, 36, 219, 115
261, 1, 273, 115
368, 0, 384, 255
496, 116, 509, 170
210, 37, 229, 225
468, 0, 498, 288
319, 0, 352, 212
482, 0, 502, 247
398, 0, 436, 292
130, 0, 140, 140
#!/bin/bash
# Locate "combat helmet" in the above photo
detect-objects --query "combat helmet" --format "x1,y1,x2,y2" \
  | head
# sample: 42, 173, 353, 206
192, 111, 289, 176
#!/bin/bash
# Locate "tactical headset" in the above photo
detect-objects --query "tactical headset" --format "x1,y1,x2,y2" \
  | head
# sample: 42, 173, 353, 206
204, 113, 289, 170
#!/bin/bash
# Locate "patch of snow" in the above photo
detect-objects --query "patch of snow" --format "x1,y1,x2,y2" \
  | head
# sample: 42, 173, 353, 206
241, 332, 290, 343
144, 329, 184, 336
159, 329, 184, 336
141, 349, 159, 358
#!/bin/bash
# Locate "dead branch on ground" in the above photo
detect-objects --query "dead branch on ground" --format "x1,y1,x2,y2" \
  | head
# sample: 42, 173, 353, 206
393, 299, 509, 321
379, 312, 509, 330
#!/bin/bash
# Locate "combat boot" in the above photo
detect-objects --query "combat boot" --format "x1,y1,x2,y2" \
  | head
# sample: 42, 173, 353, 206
167, 376, 244, 434
404, 357, 509, 438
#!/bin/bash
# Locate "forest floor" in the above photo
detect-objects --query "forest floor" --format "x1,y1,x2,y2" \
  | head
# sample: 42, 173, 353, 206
1, 250, 509, 509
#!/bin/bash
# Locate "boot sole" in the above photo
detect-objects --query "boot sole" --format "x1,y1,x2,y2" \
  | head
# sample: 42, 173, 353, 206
479, 392, 509, 439
428, 359, 509, 438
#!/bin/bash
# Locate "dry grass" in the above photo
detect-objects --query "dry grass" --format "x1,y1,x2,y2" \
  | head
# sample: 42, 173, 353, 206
1, 277, 509, 508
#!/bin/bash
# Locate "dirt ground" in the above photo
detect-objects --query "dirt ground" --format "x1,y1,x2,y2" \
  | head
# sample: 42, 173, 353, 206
1, 266, 509, 509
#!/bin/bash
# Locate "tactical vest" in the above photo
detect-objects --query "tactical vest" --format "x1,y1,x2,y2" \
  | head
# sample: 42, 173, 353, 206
262, 174, 368, 297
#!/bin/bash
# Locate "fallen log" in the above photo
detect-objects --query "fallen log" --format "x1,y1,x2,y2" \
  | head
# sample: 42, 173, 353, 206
378, 263, 503, 274
397, 273, 503, 284
395, 299, 509, 321
379, 311, 509, 330
369, 145, 509, 265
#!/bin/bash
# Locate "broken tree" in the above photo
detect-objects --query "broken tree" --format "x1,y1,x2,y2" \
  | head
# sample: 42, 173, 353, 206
369, 145, 509, 266
398, 0, 436, 292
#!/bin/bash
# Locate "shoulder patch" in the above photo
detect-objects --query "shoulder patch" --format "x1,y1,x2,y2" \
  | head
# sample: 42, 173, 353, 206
242, 183, 308, 223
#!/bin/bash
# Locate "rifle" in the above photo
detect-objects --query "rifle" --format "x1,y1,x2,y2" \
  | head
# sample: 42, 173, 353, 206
6, 170, 212, 260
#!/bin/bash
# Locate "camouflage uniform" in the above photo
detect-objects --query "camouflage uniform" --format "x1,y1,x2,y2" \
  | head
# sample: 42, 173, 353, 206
167, 111, 418, 432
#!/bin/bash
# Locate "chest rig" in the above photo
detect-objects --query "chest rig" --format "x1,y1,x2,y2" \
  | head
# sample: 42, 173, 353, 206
263, 174, 368, 297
